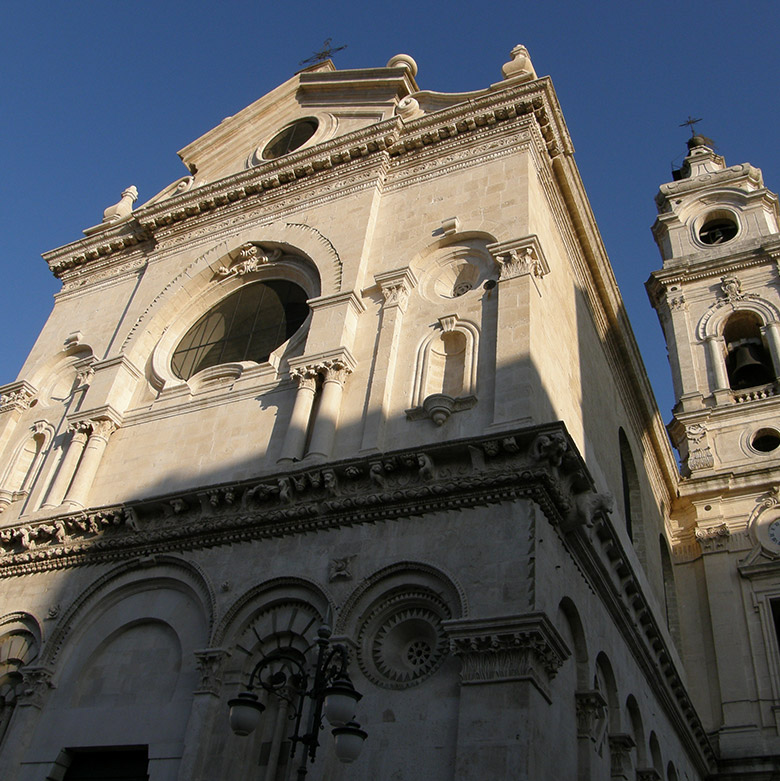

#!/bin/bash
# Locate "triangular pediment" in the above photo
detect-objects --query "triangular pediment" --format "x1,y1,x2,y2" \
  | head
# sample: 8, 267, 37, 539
173, 59, 418, 187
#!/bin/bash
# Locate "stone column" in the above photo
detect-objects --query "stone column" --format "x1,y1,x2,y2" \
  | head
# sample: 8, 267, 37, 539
704, 334, 730, 399
762, 321, 780, 380
62, 418, 117, 509
277, 367, 318, 464
0, 667, 54, 781
360, 268, 416, 453
40, 421, 92, 509
444, 614, 570, 780
307, 358, 353, 461
176, 649, 231, 781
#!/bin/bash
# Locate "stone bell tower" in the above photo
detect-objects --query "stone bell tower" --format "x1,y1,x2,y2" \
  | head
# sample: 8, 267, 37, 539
648, 137, 780, 771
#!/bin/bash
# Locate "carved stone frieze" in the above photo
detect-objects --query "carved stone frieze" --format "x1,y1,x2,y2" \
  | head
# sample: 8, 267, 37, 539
44, 82, 569, 283
0, 507, 135, 560
445, 613, 570, 701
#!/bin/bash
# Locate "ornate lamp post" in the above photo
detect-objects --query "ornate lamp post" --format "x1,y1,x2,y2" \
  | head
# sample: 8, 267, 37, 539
228, 624, 367, 779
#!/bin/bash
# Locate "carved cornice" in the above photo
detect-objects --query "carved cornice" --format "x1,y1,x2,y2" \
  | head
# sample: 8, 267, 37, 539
444, 613, 570, 701
40, 79, 570, 283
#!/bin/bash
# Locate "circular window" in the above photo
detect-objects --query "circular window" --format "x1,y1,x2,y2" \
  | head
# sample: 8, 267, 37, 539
171, 280, 309, 380
699, 217, 738, 245
262, 119, 319, 160
752, 429, 780, 453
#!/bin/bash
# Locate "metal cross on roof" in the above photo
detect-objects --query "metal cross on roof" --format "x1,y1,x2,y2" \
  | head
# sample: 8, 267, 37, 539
299, 38, 347, 66
679, 115, 704, 137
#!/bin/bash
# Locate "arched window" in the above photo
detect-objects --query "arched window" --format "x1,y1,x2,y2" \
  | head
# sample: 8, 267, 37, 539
618, 429, 640, 543
722, 311, 774, 390
171, 281, 309, 380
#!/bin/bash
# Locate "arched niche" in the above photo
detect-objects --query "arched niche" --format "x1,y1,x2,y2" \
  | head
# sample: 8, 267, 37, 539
0, 421, 55, 514
407, 315, 479, 425
29, 559, 212, 773
0, 612, 41, 747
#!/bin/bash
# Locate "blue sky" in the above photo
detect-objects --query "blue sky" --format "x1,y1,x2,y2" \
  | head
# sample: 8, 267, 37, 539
3, 1, 779, 424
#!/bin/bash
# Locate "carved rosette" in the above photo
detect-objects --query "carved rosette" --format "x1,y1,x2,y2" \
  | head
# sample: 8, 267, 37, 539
19, 666, 55, 709
575, 689, 608, 743
445, 614, 570, 701
194, 648, 230, 696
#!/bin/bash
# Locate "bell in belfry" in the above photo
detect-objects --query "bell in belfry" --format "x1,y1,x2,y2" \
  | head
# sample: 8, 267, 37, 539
730, 342, 773, 389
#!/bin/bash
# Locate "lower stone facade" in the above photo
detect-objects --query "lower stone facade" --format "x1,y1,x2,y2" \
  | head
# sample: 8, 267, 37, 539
0, 425, 713, 779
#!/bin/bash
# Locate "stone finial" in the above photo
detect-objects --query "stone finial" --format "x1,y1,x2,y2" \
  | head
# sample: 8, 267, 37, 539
501, 44, 537, 82
102, 185, 138, 224
386, 53, 418, 77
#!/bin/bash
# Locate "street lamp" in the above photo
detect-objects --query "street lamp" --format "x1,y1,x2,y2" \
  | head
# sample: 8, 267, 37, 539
228, 624, 367, 778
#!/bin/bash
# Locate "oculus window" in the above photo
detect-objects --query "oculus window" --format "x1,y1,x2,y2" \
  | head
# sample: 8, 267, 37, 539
172, 280, 309, 380
262, 119, 318, 160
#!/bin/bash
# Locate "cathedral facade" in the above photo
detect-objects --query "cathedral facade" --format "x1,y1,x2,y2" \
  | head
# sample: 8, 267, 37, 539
0, 45, 778, 780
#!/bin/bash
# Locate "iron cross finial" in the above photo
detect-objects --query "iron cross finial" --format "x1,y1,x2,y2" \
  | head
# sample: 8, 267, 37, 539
300, 38, 347, 66
679, 115, 703, 137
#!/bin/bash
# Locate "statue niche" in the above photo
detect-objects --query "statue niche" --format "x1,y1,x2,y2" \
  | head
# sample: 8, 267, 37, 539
407, 315, 478, 426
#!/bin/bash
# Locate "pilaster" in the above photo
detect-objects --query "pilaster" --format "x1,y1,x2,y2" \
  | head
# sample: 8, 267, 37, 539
360, 267, 417, 452
445, 613, 570, 779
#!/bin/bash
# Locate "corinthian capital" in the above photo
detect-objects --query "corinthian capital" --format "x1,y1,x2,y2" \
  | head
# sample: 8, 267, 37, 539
317, 359, 353, 385
375, 268, 418, 312
89, 418, 118, 440
289, 366, 319, 392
